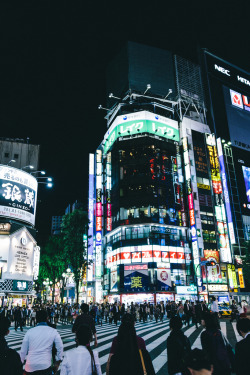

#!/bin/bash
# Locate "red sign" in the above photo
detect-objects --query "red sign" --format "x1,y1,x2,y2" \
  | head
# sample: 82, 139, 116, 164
181, 212, 187, 226
96, 216, 102, 231
142, 251, 153, 260
204, 250, 219, 264
125, 264, 148, 271
153, 250, 161, 259
161, 252, 169, 261
107, 217, 112, 231
121, 252, 131, 261
107, 203, 112, 217
188, 194, 193, 210
190, 209, 195, 226
212, 180, 222, 194
96, 202, 102, 217
132, 252, 141, 262
169, 252, 177, 261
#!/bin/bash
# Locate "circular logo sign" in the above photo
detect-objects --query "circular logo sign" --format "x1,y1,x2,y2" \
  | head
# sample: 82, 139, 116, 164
160, 270, 168, 281
21, 237, 27, 246
96, 232, 102, 242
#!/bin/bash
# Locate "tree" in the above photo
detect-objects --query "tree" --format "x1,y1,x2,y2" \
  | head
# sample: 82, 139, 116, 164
39, 235, 66, 304
61, 209, 88, 304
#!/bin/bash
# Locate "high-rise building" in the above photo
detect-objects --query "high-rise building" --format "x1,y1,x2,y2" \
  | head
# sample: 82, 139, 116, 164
0, 138, 40, 170
87, 43, 249, 304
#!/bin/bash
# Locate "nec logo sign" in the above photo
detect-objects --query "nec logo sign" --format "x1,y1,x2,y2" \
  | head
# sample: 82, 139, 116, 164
214, 64, 231, 76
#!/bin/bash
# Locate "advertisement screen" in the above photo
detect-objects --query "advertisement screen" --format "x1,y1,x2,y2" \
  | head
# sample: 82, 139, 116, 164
103, 110, 179, 154
243, 166, 250, 203
0, 165, 38, 226
223, 86, 250, 151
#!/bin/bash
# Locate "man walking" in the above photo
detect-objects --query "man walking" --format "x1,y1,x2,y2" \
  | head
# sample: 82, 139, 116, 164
235, 318, 250, 375
0, 316, 23, 374
160, 301, 165, 323
184, 300, 191, 327
20, 309, 63, 375
14, 306, 23, 331
72, 303, 98, 347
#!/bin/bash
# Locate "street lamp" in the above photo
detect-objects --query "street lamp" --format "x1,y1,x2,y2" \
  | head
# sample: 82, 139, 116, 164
21, 165, 34, 170
31, 170, 46, 175
7, 160, 16, 166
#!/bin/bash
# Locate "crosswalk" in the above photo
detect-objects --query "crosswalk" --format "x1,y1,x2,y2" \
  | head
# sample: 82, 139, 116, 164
6, 319, 241, 375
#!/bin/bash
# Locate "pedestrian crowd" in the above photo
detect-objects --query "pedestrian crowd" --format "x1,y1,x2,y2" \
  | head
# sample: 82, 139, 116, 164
0, 298, 250, 375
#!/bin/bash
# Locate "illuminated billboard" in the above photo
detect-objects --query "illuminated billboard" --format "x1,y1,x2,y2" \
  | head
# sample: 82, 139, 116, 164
88, 154, 94, 282
242, 166, 250, 203
0, 165, 38, 226
183, 137, 201, 278
223, 86, 250, 151
103, 111, 179, 154
206, 134, 232, 263
95, 150, 103, 279
217, 138, 236, 245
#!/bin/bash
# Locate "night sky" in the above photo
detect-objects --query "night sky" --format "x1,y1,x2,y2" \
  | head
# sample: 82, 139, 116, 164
1, 1, 249, 244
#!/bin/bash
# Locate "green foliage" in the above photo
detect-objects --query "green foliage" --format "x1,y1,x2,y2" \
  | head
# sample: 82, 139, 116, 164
38, 235, 66, 303
61, 209, 88, 303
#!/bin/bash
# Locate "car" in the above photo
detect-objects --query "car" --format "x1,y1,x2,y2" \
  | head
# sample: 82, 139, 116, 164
218, 302, 232, 317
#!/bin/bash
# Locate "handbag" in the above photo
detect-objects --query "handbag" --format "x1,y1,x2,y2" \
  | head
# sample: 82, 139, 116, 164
139, 349, 147, 375
89, 349, 98, 375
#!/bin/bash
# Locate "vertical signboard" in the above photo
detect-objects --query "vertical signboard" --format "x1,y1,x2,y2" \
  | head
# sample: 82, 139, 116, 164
206, 134, 232, 263
88, 154, 94, 282
106, 152, 112, 232
238, 268, 245, 288
183, 137, 201, 278
217, 138, 236, 245
95, 150, 103, 279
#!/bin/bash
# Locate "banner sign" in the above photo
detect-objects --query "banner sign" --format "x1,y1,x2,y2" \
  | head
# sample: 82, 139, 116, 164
124, 269, 149, 292
217, 138, 236, 244
157, 269, 171, 290
103, 111, 179, 154
0, 165, 38, 226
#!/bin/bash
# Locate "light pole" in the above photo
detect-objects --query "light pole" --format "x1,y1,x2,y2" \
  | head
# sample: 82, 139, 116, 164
62, 268, 71, 304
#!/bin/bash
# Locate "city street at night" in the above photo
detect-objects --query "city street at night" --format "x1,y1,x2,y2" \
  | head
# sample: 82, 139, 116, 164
6, 318, 241, 375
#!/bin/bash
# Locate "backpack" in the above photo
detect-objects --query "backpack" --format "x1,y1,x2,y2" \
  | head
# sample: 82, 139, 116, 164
207, 330, 234, 371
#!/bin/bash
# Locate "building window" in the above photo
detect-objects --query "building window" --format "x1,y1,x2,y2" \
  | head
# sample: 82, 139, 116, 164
14, 154, 19, 159
4, 152, 9, 158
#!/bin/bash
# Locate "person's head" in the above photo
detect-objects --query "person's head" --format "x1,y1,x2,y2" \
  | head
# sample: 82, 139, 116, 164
186, 349, 212, 375
0, 316, 11, 337
80, 303, 89, 314
170, 316, 182, 331
203, 312, 218, 331
36, 309, 48, 323
237, 318, 250, 338
121, 313, 136, 326
211, 296, 216, 302
76, 325, 92, 346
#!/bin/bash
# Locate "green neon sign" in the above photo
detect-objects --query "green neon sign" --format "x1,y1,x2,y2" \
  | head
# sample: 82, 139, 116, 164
103, 119, 179, 154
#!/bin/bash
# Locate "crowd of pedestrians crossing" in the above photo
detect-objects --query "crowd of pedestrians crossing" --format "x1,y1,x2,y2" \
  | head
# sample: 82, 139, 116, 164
0, 298, 250, 374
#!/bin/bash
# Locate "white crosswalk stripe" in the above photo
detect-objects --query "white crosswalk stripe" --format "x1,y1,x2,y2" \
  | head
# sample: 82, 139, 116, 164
5, 319, 239, 374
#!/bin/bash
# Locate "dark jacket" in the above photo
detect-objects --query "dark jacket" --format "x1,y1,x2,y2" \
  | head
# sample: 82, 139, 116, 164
167, 329, 191, 375
201, 329, 234, 374
13, 309, 22, 321
72, 313, 96, 334
235, 333, 250, 375
109, 348, 155, 375
0, 336, 23, 375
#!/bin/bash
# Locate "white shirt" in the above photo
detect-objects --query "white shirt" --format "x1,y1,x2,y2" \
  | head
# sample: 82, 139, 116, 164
211, 301, 219, 313
20, 324, 63, 372
60, 346, 102, 375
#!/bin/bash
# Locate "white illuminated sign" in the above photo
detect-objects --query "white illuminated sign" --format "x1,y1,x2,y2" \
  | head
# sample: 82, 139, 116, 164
214, 64, 230, 76
0, 165, 38, 226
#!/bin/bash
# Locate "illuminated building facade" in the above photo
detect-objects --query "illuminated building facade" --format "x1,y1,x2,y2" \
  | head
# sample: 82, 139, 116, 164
87, 43, 249, 303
